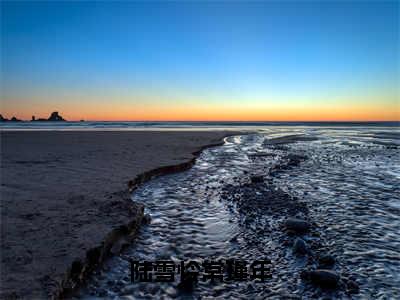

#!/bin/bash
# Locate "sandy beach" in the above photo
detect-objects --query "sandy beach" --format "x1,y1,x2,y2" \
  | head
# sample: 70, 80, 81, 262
0, 130, 234, 299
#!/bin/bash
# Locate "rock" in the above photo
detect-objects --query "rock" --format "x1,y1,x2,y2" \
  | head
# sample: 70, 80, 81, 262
300, 269, 309, 280
106, 279, 114, 286
293, 238, 308, 255
0, 114, 9, 122
302, 269, 340, 288
47, 111, 66, 121
318, 254, 335, 267
346, 280, 359, 294
287, 154, 304, 167
229, 235, 238, 243
250, 175, 264, 183
110, 239, 129, 255
10, 116, 21, 122
110, 242, 122, 255
70, 259, 83, 280
285, 217, 310, 233
177, 277, 196, 292
142, 214, 151, 224
97, 289, 107, 297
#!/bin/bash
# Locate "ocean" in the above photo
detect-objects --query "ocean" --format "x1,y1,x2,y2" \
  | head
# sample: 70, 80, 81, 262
0, 121, 399, 131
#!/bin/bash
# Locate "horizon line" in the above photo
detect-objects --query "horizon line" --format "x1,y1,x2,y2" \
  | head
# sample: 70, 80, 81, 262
1, 119, 399, 123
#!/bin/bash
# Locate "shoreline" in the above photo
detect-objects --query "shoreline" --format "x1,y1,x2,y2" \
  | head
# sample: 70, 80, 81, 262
127, 135, 235, 192
61, 136, 235, 299
0, 131, 241, 299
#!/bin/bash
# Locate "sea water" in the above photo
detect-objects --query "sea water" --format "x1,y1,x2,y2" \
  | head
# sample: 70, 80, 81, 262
73, 125, 399, 299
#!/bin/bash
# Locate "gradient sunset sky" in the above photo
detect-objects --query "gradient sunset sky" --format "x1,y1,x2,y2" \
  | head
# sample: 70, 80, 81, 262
1, 1, 399, 121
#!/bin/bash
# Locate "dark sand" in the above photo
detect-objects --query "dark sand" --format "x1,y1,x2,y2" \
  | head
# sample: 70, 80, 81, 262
0, 131, 234, 299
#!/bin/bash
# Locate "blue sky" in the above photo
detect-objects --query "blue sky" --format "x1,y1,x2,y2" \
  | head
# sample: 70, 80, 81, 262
1, 1, 399, 120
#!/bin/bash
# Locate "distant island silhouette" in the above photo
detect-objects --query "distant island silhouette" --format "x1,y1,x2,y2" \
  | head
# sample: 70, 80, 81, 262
0, 111, 66, 122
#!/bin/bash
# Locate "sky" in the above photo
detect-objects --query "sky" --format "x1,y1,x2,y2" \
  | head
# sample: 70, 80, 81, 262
1, 1, 399, 121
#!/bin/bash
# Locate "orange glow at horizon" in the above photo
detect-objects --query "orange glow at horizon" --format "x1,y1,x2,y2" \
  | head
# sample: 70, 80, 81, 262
2, 101, 399, 122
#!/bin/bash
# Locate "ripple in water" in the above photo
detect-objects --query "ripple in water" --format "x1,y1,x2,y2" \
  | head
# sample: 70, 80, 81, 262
77, 127, 399, 299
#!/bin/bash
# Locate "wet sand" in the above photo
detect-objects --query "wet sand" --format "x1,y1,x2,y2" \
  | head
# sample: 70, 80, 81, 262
0, 130, 235, 299
79, 130, 399, 299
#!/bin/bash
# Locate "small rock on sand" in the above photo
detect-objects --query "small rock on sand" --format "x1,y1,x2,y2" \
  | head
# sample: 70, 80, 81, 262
301, 269, 340, 288
142, 214, 152, 224
285, 217, 310, 233
293, 238, 308, 255
110, 239, 129, 255
250, 175, 264, 183
346, 280, 359, 294
318, 253, 336, 267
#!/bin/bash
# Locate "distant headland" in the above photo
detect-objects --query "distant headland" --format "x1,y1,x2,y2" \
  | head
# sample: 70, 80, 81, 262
0, 111, 66, 122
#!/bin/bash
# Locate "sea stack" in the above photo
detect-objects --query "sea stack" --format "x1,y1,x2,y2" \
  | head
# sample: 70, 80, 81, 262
47, 112, 66, 121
